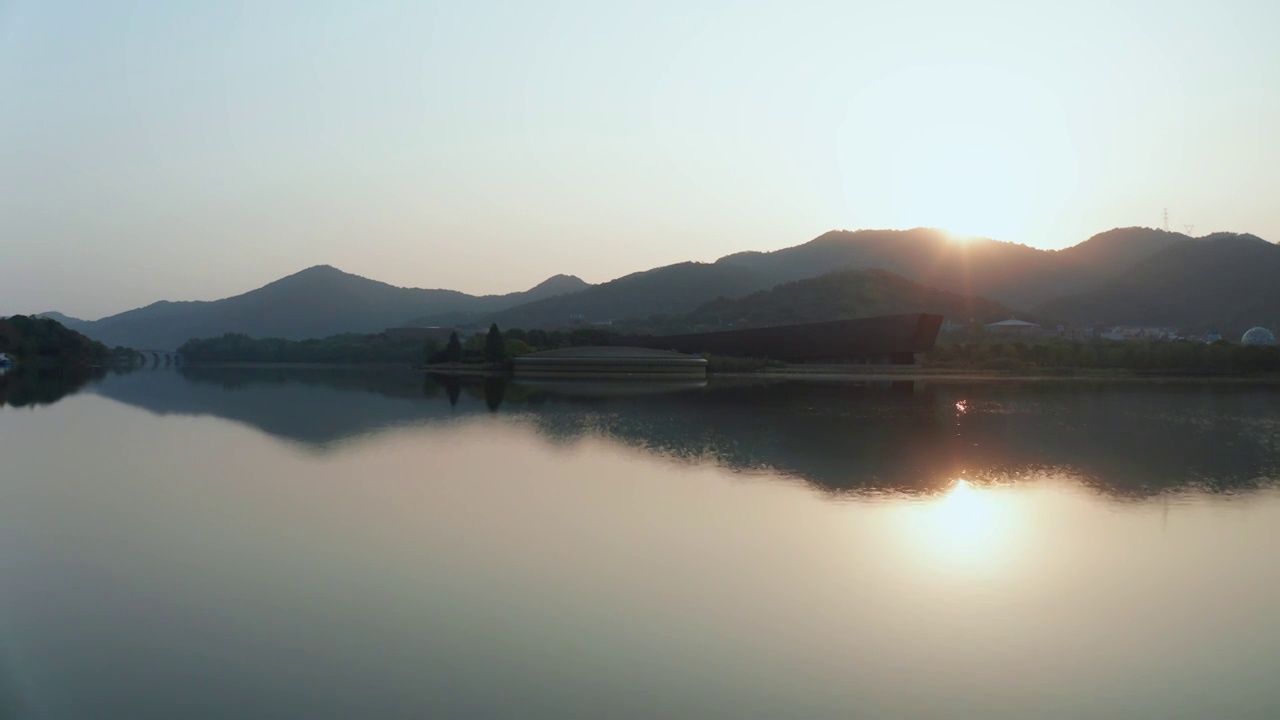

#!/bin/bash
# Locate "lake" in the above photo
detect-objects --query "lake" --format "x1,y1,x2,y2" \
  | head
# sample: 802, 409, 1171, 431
2, 366, 1279, 719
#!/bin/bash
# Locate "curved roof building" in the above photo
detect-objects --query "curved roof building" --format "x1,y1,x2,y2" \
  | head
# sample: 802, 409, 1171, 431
1241, 327, 1278, 346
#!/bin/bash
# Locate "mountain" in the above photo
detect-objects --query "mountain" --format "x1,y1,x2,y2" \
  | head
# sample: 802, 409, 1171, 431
485, 261, 773, 329
714, 228, 1054, 307
714, 227, 1203, 309
404, 273, 590, 327
467, 226, 1196, 329
1053, 227, 1191, 271
616, 268, 1012, 335
34, 311, 89, 331
1036, 234, 1280, 335
71, 266, 589, 350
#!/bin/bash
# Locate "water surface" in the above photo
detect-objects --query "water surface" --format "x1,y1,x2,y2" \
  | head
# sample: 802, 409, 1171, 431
1, 367, 1278, 719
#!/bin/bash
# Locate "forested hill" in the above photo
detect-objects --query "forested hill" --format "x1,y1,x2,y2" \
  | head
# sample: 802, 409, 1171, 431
488, 261, 772, 330
0, 315, 111, 366
470, 227, 1205, 329
1036, 234, 1280, 336
613, 268, 1012, 335
712, 227, 1197, 309
33, 311, 90, 332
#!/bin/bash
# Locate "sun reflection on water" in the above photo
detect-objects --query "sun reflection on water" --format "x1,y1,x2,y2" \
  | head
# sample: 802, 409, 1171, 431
897, 478, 1022, 573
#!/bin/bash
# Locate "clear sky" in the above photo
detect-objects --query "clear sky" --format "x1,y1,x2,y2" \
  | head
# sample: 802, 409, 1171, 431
2, 0, 1278, 319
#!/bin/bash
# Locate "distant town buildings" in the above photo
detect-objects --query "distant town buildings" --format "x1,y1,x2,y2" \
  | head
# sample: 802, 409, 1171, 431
558, 314, 613, 329
1099, 326, 1178, 342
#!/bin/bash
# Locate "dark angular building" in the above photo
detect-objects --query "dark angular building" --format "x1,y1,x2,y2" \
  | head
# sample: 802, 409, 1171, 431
615, 313, 944, 364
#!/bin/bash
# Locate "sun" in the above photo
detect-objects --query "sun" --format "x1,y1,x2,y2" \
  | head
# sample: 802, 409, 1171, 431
940, 229, 978, 245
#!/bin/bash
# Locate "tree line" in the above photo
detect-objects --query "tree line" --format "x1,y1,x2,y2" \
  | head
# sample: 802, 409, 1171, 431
425, 325, 613, 365
926, 339, 1280, 374
178, 325, 617, 365
179, 332, 429, 364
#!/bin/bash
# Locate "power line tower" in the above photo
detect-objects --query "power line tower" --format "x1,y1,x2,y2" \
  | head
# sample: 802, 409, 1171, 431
1183, 224, 1195, 236
1163, 208, 1169, 232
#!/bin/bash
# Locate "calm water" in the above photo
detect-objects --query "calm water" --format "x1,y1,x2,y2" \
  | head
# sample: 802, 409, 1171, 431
1, 367, 1279, 719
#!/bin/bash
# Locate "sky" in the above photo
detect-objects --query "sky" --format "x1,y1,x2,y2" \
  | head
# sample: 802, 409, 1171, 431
2, 0, 1278, 319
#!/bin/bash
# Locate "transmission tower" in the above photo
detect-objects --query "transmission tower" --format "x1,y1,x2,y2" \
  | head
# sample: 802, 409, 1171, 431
1163, 208, 1169, 232
1183, 224, 1195, 236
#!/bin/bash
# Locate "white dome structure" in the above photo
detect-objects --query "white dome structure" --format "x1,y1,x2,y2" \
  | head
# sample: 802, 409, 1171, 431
1241, 327, 1277, 346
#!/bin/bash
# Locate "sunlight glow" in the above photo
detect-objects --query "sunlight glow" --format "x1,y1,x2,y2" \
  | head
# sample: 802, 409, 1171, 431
837, 65, 1077, 243
940, 230, 978, 245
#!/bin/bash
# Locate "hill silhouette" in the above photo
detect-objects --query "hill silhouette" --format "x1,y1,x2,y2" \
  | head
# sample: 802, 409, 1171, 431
1037, 234, 1280, 336
714, 227, 1206, 309
1054, 226, 1192, 271
45, 225, 1277, 345
486, 261, 772, 329
67, 266, 589, 350
33, 311, 90, 331
463, 227, 1195, 328
616, 269, 1012, 335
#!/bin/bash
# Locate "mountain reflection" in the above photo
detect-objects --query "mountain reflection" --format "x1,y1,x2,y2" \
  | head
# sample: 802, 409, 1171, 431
74, 366, 1280, 499
0, 365, 109, 408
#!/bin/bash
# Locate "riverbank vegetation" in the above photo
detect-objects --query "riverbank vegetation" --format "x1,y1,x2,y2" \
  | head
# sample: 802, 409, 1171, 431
924, 339, 1280, 375
428, 326, 613, 365
179, 332, 427, 364
180, 325, 618, 366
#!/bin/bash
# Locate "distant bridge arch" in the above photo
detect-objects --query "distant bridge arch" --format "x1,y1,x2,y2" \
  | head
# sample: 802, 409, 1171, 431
137, 350, 183, 367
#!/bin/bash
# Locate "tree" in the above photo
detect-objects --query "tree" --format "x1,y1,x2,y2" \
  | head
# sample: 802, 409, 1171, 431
423, 338, 441, 365
444, 331, 463, 363
484, 324, 506, 364
504, 339, 534, 357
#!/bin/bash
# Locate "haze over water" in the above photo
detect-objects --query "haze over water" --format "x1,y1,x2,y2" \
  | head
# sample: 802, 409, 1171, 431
1, 368, 1278, 719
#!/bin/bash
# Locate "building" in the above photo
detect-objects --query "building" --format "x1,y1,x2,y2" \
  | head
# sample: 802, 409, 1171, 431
1242, 327, 1278, 346
985, 318, 1041, 335
1100, 326, 1178, 342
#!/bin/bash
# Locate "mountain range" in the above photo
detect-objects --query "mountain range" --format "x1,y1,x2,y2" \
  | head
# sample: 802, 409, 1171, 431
34, 226, 1280, 349
487, 227, 1278, 335
41, 268, 588, 350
